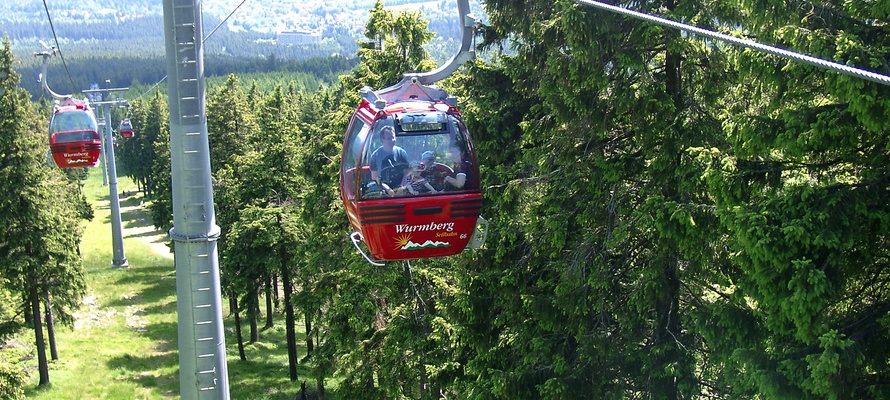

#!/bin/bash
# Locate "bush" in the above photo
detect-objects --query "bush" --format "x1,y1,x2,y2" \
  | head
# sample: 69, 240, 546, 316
0, 356, 26, 400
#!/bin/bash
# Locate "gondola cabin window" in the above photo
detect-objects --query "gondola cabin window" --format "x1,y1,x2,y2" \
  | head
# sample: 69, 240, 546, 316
340, 118, 373, 201
356, 112, 477, 199
50, 109, 98, 136
54, 131, 100, 144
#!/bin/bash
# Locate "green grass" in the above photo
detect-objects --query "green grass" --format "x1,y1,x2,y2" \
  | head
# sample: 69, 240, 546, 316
18, 167, 320, 399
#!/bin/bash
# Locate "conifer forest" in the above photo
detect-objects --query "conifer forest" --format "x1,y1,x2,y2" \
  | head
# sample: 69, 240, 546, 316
1, 0, 889, 398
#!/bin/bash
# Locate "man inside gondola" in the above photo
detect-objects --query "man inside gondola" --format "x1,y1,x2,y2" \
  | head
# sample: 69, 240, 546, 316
369, 125, 410, 190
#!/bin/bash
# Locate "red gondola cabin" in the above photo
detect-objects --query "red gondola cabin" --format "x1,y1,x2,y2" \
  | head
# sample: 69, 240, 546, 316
48, 98, 101, 169
340, 80, 485, 263
119, 118, 134, 138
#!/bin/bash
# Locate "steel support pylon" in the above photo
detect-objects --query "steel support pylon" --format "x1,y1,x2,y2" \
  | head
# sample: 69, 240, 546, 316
162, 0, 230, 398
103, 105, 127, 267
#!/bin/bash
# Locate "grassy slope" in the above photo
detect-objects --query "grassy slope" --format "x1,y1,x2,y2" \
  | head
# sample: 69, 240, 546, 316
21, 167, 312, 399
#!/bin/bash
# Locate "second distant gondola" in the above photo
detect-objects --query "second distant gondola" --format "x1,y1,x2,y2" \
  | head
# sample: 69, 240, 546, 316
119, 118, 134, 138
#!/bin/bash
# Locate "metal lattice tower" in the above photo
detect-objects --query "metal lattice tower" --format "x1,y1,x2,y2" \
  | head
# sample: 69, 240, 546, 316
162, 0, 230, 398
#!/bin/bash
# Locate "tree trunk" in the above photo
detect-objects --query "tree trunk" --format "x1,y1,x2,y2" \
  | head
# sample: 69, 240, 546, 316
283, 265, 298, 382
653, 257, 681, 400
30, 281, 49, 385
272, 273, 280, 309
228, 291, 236, 317
277, 212, 298, 381
23, 292, 33, 325
304, 312, 314, 356
43, 286, 58, 361
249, 289, 259, 343
232, 290, 246, 361
265, 275, 274, 329
316, 375, 326, 400
652, 13, 684, 397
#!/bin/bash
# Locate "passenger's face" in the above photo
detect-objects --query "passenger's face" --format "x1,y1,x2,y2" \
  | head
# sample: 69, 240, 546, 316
381, 131, 396, 148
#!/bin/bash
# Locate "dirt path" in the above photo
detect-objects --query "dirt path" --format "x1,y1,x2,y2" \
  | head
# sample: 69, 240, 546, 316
73, 192, 170, 331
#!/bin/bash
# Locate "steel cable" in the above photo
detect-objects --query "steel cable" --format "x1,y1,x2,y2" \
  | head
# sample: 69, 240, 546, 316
572, 0, 890, 86
42, 0, 78, 94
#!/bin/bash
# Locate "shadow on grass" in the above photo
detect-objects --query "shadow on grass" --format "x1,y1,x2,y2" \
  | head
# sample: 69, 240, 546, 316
104, 321, 179, 395
102, 313, 322, 399
126, 229, 171, 241
225, 329, 319, 400
104, 357, 179, 397
119, 194, 142, 207
107, 264, 176, 312
97, 191, 155, 231
102, 261, 181, 396
228, 358, 309, 400
111, 321, 178, 356
120, 209, 153, 230
105, 202, 155, 231
22, 382, 54, 397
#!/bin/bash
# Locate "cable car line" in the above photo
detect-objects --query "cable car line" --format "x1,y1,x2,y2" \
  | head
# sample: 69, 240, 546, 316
136, 76, 168, 100
41, 0, 77, 94
205, 0, 249, 42
135, 0, 250, 101
571, 0, 890, 87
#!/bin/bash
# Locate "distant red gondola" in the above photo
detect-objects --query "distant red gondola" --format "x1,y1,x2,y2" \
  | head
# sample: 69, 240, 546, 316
48, 98, 102, 169
119, 118, 134, 138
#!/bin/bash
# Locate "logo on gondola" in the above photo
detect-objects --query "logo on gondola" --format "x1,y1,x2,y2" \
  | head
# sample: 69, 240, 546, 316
395, 222, 455, 233
395, 234, 451, 251
67, 158, 90, 164
64, 152, 89, 158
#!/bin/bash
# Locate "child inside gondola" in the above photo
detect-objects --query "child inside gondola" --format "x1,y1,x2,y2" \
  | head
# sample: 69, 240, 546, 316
420, 150, 453, 191
396, 160, 438, 195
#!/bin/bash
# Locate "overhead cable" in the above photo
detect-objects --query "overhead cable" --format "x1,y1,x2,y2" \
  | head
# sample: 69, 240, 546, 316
138, 0, 250, 101
41, 0, 78, 93
204, 0, 249, 41
572, 0, 890, 87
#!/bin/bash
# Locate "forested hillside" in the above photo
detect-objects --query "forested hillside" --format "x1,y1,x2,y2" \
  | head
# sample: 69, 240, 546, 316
4, 0, 483, 100
3, 0, 486, 92
2, 0, 889, 399
13, 52, 358, 101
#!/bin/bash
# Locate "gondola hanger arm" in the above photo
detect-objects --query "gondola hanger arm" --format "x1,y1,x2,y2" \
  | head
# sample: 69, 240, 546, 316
369, 0, 478, 106
34, 48, 72, 101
